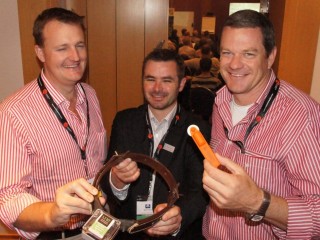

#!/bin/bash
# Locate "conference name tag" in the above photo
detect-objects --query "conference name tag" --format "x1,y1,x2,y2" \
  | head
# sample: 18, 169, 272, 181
163, 143, 175, 153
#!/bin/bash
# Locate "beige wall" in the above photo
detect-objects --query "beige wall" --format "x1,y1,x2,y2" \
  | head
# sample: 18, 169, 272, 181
0, 0, 24, 102
310, 29, 320, 103
276, 0, 320, 96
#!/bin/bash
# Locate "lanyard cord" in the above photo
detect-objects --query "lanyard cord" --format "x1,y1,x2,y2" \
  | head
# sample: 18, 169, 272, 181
37, 75, 90, 176
145, 104, 180, 197
145, 104, 180, 159
224, 78, 280, 153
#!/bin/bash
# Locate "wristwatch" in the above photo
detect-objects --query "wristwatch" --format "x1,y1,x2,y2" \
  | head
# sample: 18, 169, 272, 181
246, 189, 271, 222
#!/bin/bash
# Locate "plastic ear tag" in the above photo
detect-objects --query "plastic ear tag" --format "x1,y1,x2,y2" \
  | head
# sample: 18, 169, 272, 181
187, 125, 220, 168
82, 209, 121, 240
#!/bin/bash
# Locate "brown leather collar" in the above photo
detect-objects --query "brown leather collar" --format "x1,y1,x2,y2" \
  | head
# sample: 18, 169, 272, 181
92, 152, 180, 234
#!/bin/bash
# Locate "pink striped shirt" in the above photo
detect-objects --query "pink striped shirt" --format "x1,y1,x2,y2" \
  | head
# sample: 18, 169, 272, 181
0, 71, 107, 239
203, 71, 320, 239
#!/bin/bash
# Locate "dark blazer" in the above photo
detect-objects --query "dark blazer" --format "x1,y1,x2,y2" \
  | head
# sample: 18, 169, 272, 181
101, 104, 210, 240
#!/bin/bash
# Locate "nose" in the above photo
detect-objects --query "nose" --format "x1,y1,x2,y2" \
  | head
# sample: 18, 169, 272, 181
229, 54, 243, 69
153, 80, 163, 92
69, 47, 80, 61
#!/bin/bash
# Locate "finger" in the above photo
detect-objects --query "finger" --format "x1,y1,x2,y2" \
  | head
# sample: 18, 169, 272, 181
56, 193, 93, 215
203, 160, 229, 185
99, 196, 106, 206
113, 167, 140, 183
215, 153, 244, 175
204, 158, 241, 188
153, 203, 167, 214
202, 169, 228, 201
147, 212, 181, 235
115, 158, 133, 169
71, 178, 98, 202
160, 206, 180, 222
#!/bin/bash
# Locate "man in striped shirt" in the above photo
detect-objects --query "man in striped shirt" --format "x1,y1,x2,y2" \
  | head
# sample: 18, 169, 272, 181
202, 10, 320, 239
0, 8, 107, 239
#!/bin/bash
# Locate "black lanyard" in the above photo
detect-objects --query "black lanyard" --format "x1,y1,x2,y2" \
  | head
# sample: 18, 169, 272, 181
37, 75, 90, 176
224, 79, 280, 153
145, 105, 180, 159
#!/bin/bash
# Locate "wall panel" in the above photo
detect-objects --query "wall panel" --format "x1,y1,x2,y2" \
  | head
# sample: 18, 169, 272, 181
116, 0, 145, 111
145, 0, 169, 54
277, 0, 320, 93
18, 0, 51, 84
87, 0, 117, 141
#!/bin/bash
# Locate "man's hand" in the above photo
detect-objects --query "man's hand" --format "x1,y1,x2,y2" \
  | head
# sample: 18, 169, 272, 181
202, 154, 263, 213
146, 204, 182, 236
110, 158, 140, 189
14, 178, 100, 231
47, 178, 99, 227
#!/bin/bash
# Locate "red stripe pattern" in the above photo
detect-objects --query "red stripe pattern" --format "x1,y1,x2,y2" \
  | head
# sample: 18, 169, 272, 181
0, 73, 106, 239
203, 71, 320, 239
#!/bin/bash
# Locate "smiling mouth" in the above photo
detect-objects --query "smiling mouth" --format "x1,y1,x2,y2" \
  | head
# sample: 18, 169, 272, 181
230, 73, 246, 77
64, 64, 80, 68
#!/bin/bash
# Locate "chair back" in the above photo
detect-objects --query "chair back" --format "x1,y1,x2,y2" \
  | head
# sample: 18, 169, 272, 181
189, 86, 215, 121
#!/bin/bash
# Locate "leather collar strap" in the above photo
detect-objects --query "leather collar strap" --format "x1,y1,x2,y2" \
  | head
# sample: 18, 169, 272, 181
92, 152, 180, 234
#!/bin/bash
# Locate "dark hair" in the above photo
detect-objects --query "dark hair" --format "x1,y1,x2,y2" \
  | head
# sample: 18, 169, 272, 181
201, 44, 212, 56
33, 7, 85, 47
223, 10, 275, 57
200, 58, 212, 72
142, 49, 185, 81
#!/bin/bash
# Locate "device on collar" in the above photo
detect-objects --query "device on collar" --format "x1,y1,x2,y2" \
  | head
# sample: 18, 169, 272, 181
82, 152, 180, 239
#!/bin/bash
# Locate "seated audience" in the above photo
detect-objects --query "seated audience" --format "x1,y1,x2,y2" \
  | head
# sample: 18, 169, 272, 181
191, 29, 201, 46
178, 36, 196, 59
185, 45, 220, 77
191, 58, 223, 91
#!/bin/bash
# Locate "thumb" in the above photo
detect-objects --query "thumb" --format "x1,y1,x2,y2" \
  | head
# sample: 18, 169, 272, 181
154, 203, 168, 214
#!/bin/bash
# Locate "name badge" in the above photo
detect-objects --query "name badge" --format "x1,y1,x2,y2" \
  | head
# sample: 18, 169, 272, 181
136, 197, 153, 220
163, 143, 175, 153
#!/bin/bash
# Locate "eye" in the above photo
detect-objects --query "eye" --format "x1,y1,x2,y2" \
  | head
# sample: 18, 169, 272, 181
221, 50, 232, 57
57, 47, 67, 51
163, 78, 173, 83
76, 43, 86, 49
144, 77, 155, 82
244, 52, 256, 58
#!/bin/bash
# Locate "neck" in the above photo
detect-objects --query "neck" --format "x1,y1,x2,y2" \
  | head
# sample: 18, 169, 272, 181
42, 70, 78, 101
51, 81, 78, 102
149, 103, 177, 122
198, 72, 212, 78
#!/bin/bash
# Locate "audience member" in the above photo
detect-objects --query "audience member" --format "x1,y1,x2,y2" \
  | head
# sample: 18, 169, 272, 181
178, 36, 196, 60
0, 8, 106, 239
191, 58, 222, 91
191, 29, 201, 46
185, 45, 220, 77
101, 48, 210, 240
202, 10, 320, 239
169, 29, 180, 50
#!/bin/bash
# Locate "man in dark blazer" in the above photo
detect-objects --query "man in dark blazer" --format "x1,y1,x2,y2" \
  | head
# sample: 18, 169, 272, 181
101, 49, 210, 239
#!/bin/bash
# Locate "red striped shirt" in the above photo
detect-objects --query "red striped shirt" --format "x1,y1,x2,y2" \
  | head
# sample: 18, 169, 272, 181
203, 71, 320, 239
0, 71, 107, 239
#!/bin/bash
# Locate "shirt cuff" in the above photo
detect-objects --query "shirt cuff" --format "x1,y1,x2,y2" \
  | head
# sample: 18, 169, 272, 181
171, 224, 181, 236
109, 171, 130, 200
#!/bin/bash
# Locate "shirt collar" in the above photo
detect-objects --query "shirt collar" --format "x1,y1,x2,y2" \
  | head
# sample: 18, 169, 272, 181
148, 103, 177, 126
